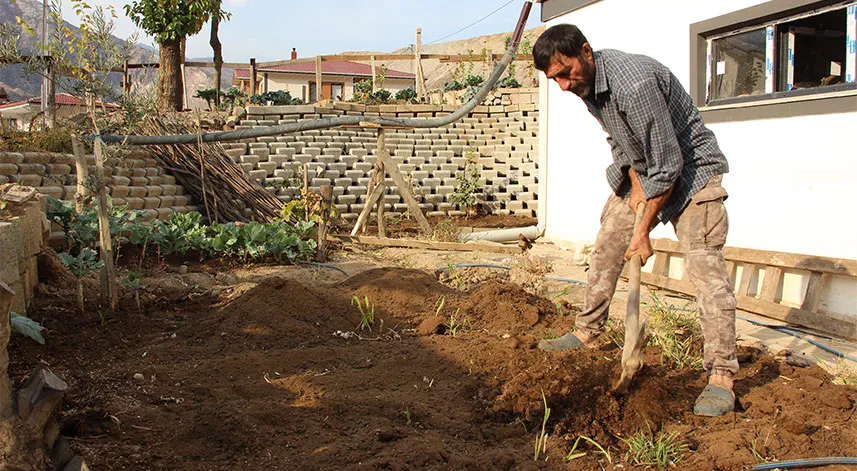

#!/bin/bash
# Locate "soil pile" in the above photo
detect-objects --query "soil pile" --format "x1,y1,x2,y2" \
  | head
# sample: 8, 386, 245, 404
9, 266, 857, 470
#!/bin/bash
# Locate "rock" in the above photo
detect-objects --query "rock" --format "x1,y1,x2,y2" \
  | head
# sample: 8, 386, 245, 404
133, 373, 145, 382
786, 354, 814, 368
178, 264, 188, 275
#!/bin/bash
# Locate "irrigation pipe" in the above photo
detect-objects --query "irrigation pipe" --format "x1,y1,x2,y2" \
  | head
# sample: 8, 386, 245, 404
736, 315, 857, 364
100, 0, 539, 146
752, 457, 857, 470
299, 262, 351, 278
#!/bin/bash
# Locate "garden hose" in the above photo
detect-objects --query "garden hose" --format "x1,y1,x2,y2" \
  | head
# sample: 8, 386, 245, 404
99, 0, 539, 146
752, 457, 857, 470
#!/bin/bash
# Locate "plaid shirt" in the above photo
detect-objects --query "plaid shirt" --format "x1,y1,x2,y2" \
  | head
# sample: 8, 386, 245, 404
584, 49, 729, 223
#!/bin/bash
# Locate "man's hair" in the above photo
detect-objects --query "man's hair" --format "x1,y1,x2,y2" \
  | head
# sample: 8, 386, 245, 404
533, 24, 589, 71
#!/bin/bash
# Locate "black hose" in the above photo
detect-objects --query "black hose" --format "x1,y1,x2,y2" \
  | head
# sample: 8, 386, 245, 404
100, 1, 536, 146
752, 457, 857, 470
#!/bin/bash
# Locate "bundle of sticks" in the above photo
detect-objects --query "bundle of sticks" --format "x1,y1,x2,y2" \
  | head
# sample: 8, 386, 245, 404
136, 116, 283, 223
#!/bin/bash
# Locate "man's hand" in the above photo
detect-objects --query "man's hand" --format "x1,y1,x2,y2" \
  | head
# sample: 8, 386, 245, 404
625, 230, 653, 264
628, 168, 645, 213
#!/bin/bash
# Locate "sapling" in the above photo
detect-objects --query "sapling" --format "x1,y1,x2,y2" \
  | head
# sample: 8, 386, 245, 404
121, 271, 145, 310
60, 248, 105, 314
352, 296, 375, 331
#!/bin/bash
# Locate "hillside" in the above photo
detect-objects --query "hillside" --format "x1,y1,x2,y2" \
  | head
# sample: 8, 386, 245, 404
0, 0, 230, 108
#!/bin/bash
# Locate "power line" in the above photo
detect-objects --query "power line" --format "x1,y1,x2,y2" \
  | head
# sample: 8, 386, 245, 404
426, 0, 516, 45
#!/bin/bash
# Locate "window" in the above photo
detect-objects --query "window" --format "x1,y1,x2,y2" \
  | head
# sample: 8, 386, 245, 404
704, 2, 856, 104
309, 82, 317, 102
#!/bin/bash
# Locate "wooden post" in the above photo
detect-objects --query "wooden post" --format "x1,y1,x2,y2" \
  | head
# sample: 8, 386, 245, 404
250, 57, 257, 96
70, 135, 89, 213
93, 138, 118, 311
45, 58, 55, 129
315, 56, 323, 102
371, 55, 377, 93
415, 28, 425, 100
317, 185, 333, 262
122, 59, 130, 95
375, 129, 387, 238
181, 62, 189, 110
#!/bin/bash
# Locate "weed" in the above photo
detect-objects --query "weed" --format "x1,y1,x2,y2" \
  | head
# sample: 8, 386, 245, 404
434, 296, 446, 317
121, 270, 146, 310
540, 329, 558, 340
621, 429, 688, 468
646, 292, 703, 370
450, 152, 481, 217
352, 296, 375, 331
444, 258, 464, 289
817, 358, 857, 386
551, 286, 569, 316
445, 309, 469, 337
566, 435, 613, 464
429, 219, 461, 243
534, 392, 551, 461
402, 408, 413, 425
604, 318, 626, 349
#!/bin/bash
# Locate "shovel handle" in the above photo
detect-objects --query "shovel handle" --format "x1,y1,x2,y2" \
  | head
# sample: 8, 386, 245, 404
628, 202, 646, 290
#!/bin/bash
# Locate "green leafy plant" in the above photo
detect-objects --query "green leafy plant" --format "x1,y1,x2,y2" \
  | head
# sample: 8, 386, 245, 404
352, 295, 375, 331
10, 312, 46, 345
249, 90, 302, 106
622, 429, 688, 468
534, 392, 551, 461
445, 308, 468, 337
551, 286, 569, 316
372, 89, 392, 103
223, 86, 247, 107
450, 152, 481, 217
60, 248, 105, 314
496, 76, 522, 89
194, 87, 224, 110
121, 271, 146, 310
353, 79, 374, 102
395, 87, 417, 103
444, 257, 464, 289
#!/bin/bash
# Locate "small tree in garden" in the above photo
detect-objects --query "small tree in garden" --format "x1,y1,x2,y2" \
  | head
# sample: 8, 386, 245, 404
60, 248, 105, 315
450, 152, 482, 218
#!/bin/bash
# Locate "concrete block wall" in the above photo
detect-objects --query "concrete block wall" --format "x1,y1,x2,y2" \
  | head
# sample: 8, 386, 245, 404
232, 101, 539, 220
0, 151, 200, 231
0, 200, 47, 314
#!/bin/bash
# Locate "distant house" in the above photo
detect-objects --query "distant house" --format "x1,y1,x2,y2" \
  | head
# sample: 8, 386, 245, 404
233, 59, 416, 102
0, 93, 119, 131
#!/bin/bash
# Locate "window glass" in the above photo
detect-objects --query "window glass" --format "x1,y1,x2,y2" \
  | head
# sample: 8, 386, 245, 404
711, 28, 767, 101
778, 8, 847, 91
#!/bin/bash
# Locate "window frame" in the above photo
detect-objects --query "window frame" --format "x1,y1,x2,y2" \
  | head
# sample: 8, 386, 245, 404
690, 0, 857, 121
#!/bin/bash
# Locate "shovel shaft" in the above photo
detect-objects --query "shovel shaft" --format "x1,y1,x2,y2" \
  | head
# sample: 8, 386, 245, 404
614, 202, 647, 393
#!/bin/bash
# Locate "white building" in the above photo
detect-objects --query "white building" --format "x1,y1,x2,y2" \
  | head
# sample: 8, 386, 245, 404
234, 60, 416, 103
536, 0, 857, 335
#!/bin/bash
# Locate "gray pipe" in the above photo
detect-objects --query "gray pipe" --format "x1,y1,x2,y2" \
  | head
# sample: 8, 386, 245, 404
101, 1, 537, 146
461, 225, 540, 243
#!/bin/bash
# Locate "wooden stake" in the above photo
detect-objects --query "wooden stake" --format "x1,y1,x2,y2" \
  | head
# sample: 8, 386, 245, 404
378, 151, 431, 233
317, 185, 333, 262
371, 55, 377, 93
93, 138, 118, 311
315, 56, 323, 101
415, 28, 425, 100
70, 135, 89, 213
376, 129, 387, 238
250, 57, 257, 95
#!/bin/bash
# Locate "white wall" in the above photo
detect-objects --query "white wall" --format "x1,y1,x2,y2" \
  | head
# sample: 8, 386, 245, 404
542, 0, 857, 260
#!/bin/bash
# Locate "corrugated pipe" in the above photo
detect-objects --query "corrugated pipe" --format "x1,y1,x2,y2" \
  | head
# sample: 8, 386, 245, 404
100, 1, 538, 146
752, 457, 857, 470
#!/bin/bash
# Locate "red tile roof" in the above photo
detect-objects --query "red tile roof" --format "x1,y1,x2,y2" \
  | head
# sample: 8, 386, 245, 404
0, 93, 119, 110
234, 60, 415, 80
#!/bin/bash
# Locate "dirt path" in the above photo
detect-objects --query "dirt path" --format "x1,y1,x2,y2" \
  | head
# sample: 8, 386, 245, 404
9, 252, 857, 470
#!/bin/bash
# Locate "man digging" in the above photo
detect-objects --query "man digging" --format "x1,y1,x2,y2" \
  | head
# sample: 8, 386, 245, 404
532, 24, 738, 417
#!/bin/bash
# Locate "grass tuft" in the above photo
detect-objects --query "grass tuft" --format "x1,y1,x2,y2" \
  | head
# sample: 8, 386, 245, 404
621, 429, 688, 468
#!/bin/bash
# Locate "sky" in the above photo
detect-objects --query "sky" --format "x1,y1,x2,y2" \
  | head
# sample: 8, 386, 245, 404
59, 0, 544, 62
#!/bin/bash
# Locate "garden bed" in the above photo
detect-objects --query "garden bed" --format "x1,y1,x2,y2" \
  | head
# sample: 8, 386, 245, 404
8, 257, 857, 470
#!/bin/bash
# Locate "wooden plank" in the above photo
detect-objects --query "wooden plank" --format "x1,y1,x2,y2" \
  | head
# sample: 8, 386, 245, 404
650, 252, 668, 278
759, 266, 782, 303
378, 151, 432, 233
332, 235, 519, 254
639, 272, 857, 340
801, 272, 828, 312
651, 238, 857, 276
736, 263, 755, 297
349, 183, 385, 236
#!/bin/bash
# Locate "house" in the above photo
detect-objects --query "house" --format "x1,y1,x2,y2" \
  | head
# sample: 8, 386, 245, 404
0, 93, 120, 131
233, 57, 416, 102
536, 0, 856, 331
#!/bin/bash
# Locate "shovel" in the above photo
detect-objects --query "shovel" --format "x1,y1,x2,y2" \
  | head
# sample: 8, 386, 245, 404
612, 202, 647, 394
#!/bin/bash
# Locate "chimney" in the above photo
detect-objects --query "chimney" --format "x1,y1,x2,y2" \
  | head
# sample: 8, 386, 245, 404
291, 48, 297, 60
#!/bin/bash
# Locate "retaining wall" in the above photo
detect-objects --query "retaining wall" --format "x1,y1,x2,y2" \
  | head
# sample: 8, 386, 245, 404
229, 101, 539, 220
0, 199, 47, 314
0, 151, 200, 227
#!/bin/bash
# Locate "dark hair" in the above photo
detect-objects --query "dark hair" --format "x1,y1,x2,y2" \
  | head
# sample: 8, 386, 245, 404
533, 24, 589, 71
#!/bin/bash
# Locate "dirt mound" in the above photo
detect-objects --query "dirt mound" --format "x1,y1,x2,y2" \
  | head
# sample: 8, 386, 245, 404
458, 280, 556, 334
9, 262, 857, 471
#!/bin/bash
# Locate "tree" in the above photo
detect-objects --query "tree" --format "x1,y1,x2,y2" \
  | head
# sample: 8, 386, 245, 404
209, 1, 226, 108
124, 0, 229, 112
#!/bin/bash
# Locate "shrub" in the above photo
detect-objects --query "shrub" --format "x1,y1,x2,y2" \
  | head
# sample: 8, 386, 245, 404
395, 87, 417, 102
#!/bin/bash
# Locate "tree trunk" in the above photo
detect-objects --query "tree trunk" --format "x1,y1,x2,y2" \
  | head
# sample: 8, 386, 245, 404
210, 16, 223, 107
157, 38, 184, 112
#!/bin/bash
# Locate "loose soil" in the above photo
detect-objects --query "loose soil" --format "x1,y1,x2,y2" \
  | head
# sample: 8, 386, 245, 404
9, 259, 857, 470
